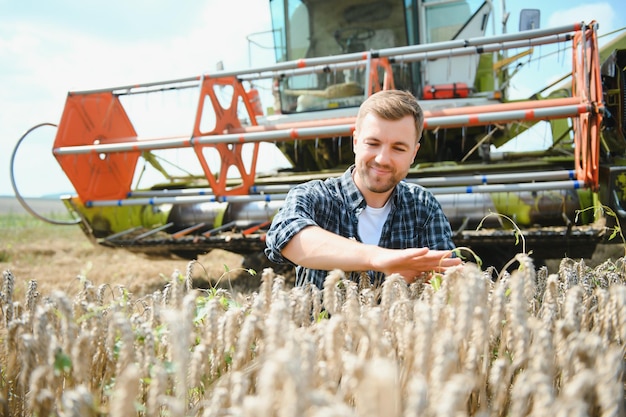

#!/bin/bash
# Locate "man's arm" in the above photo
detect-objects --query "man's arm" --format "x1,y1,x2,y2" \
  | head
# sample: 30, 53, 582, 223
282, 225, 461, 282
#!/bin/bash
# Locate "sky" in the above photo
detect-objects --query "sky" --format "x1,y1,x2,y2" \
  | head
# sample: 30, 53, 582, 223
1, 0, 625, 197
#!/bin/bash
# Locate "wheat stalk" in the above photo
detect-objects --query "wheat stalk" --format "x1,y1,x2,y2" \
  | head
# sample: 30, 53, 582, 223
2, 254, 626, 416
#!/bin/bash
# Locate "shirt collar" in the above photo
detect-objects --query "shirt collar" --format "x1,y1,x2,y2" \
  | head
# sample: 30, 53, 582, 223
339, 166, 365, 213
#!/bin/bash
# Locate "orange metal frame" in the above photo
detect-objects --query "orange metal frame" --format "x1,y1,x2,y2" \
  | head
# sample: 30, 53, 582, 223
368, 57, 395, 93
54, 92, 140, 200
192, 75, 260, 196
53, 78, 265, 201
571, 22, 603, 190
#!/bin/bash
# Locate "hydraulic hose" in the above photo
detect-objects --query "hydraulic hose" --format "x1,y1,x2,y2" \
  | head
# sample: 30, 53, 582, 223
9, 122, 80, 225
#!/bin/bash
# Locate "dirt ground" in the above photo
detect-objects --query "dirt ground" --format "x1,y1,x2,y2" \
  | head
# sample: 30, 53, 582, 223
0, 222, 288, 300
0, 197, 296, 298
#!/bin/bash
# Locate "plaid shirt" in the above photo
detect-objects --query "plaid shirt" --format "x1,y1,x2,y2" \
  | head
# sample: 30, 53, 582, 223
264, 166, 455, 288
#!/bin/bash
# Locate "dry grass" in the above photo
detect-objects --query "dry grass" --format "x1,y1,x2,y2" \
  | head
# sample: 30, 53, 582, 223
0, 214, 262, 298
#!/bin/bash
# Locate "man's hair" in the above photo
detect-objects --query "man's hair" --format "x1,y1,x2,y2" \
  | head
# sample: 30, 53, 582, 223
355, 90, 424, 142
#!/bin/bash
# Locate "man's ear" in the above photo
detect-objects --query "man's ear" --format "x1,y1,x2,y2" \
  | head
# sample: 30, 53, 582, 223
413, 142, 421, 160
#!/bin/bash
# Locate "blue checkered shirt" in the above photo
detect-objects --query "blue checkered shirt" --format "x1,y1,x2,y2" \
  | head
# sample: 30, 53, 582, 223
264, 166, 455, 288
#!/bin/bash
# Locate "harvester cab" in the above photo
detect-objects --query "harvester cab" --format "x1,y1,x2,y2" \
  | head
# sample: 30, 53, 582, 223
10, 0, 626, 269
267, 0, 497, 171
271, 0, 490, 109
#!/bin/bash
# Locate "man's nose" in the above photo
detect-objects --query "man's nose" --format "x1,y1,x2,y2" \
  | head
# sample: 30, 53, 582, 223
374, 146, 392, 164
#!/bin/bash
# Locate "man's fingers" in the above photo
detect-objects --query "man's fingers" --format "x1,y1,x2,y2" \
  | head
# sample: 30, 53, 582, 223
428, 249, 456, 259
409, 247, 430, 256
413, 250, 458, 263
416, 251, 462, 272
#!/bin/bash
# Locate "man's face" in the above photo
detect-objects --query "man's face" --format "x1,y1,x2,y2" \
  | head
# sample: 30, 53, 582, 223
353, 113, 420, 204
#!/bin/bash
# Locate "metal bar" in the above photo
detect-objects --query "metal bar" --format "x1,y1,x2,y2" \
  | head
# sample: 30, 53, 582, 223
238, 33, 577, 83
127, 169, 577, 199
423, 104, 589, 129
67, 97, 581, 149
379, 23, 583, 58
249, 170, 578, 193
102, 226, 143, 242
396, 33, 574, 63
172, 223, 206, 239
85, 178, 586, 208
70, 23, 584, 95
425, 97, 581, 117
202, 220, 240, 237
53, 101, 590, 156
133, 222, 175, 241
85, 193, 290, 208
52, 125, 353, 155
429, 180, 586, 195
72, 76, 201, 96
242, 220, 272, 235
129, 188, 216, 197
237, 59, 372, 82
113, 81, 200, 96
412, 170, 576, 187
53, 136, 192, 155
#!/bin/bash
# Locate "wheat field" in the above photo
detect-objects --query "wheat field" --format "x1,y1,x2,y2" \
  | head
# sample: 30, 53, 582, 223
1, 251, 625, 417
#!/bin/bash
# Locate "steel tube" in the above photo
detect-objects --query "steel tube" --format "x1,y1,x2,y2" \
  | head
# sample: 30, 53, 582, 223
127, 169, 577, 198
249, 170, 578, 193
227, 32, 581, 83
425, 97, 581, 117
71, 23, 585, 96
429, 180, 585, 194
85, 178, 586, 208
52, 125, 354, 155
53, 102, 589, 156
396, 33, 574, 63
423, 104, 589, 129
84, 193, 290, 208
412, 170, 576, 187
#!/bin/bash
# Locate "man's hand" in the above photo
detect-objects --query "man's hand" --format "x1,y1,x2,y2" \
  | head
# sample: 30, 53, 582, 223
371, 247, 462, 283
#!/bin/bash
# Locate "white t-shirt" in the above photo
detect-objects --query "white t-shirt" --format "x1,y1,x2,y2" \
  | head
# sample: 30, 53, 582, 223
358, 201, 392, 245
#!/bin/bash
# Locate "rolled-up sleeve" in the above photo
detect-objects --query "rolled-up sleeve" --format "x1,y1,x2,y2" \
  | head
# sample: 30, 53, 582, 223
426, 208, 456, 251
264, 183, 321, 264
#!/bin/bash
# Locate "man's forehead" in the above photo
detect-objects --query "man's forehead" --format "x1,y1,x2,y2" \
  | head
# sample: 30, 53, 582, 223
357, 114, 416, 134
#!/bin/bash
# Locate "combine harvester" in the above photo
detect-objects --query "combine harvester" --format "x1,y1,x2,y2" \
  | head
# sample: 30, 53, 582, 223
11, 0, 626, 269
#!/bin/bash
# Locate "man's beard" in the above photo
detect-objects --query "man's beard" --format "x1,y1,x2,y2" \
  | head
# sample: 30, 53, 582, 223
356, 161, 398, 194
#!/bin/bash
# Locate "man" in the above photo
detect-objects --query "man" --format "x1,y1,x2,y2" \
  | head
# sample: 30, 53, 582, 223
265, 89, 461, 288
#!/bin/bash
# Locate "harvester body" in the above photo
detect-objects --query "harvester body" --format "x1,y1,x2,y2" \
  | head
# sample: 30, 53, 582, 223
16, 0, 626, 267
